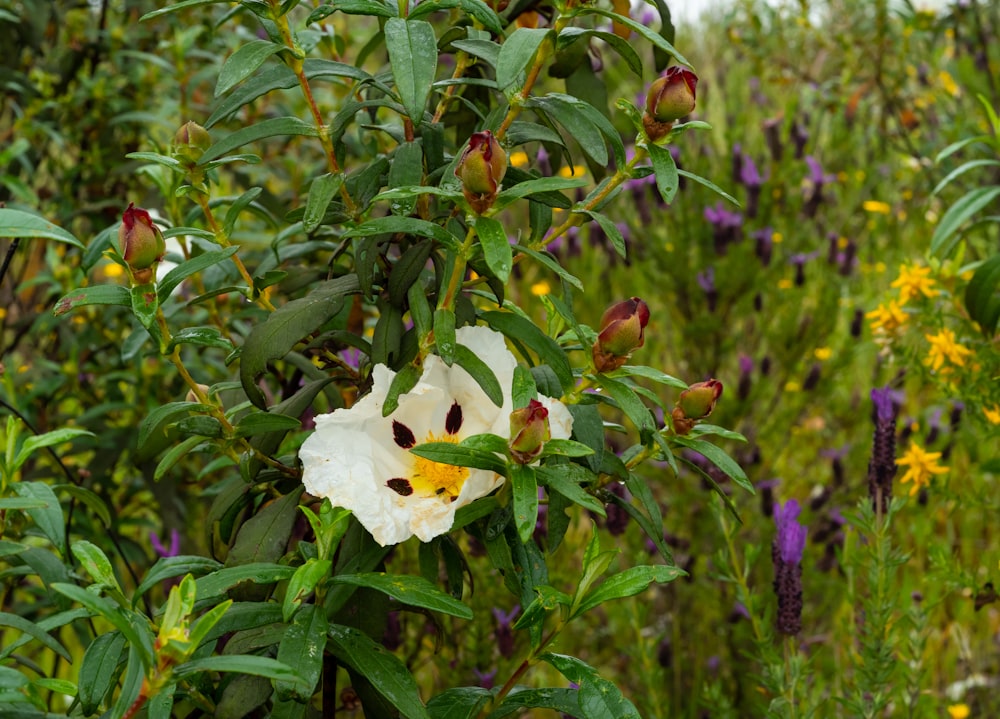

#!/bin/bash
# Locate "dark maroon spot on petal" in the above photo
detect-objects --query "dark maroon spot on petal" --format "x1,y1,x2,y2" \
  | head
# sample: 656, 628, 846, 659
445, 401, 463, 435
392, 420, 416, 448
435, 487, 446, 495
387, 478, 413, 496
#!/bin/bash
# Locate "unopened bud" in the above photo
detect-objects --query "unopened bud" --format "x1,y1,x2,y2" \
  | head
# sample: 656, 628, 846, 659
173, 121, 212, 165
509, 399, 551, 463
119, 203, 166, 284
672, 379, 723, 435
592, 297, 650, 373
185, 384, 211, 404
643, 66, 698, 141
455, 130, 507, 214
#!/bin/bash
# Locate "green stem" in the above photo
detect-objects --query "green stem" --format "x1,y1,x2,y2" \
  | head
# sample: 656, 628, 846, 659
438, 226, 477, 311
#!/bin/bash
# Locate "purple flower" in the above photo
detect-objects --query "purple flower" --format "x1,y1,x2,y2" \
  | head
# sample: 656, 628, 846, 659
805, 155, 835, 185
338, 347, 363, 370
704, 202, 744, 254
150, 528, 181, 558
473, 668, 497, 689
493, 605, 520, 658
696, 267, 717, 312
868, 386, 898, 513
773, 500, 807, 565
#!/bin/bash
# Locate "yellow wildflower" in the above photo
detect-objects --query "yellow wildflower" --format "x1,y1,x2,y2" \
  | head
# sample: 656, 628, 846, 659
925, 328, 972, 371
947, 703, 970, 719
557, 163, 586, 179
531, 280, 551, 296
814, 347, 832, 361
104, 262, 125, 279
863, 200, 891, 214
984, 406, 1000, 425
778, 278, 793, 290
939, 70, 960, 97
771, 232, 783, 243
890, 263, 939, 304
784, 381, 801, 392
896, 441, 948, 496
866, 300, 907, 333
508, 150, 530, 169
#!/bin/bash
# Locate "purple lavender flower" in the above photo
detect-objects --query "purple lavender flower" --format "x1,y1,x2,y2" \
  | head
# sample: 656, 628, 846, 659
150, 528, 181, 558
739, 152, 764, 218
772, 499, 806, 635
820, 444, 850, 487
604, 482, 631, 535
738, 354, 754, 400
492, 605, 520, 659
473, 668, 497, 690
704, 202, 744, 255
696, 267, 718, 312
791, 120, 809, 158
751, 227, 773, 267
867, 386, 898, 514
338, 347, 363, 371
803, 156, 836, 218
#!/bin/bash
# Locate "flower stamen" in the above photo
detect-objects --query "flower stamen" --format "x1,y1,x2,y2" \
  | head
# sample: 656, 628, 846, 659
410, 431, 469, 499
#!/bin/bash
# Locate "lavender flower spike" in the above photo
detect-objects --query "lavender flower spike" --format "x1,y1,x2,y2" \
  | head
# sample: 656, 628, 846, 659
772, 499, 806, 635
867, 386, 898, 514
773, 499, 807, 565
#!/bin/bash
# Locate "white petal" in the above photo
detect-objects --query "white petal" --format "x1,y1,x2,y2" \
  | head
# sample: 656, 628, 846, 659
538, 396, 575, 440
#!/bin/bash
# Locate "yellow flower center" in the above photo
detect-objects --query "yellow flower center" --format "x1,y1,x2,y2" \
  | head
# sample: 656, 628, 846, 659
410, 432, 469, 499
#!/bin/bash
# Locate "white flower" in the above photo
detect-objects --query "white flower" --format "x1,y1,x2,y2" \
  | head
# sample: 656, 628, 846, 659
300, 325, 573, 546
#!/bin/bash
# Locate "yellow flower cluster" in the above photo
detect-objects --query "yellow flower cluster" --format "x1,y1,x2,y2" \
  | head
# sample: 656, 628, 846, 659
896, 441, 948, 495
890, 263, 939, 303
925, 328, 973, 372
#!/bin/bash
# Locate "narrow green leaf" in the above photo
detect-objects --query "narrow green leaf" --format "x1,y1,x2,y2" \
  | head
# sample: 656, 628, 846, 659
581, 210, 626, 258
0, 612, 72, 662
514, 244, 583, 290
343, 216, 461, 252
140, 0, 229, 20
473, 216, 512, 283
965, 253, 1000, 335
453, 343, 504, 407
226, 488, 304, 568
577, 7, 690, 66
410, 442, 507, 474
154, 435, 205, 481
595, 376, 655, 434
672, 436, 753, 494
303, 173, 344, 233
77, 631, 125, 714
489, 687, 582, 718
195, 564, 297, 602
53, 285, 131, 316
174, 655, 308, 690
497, 27, 550, 90
433, 308, 456, 364
130, 283, 158, 330
387, 142, 424, 216
167, 326, 234, 352
510, 464, 539, 544
480, 311, 573, 390
233, 411, 301, 438
137, 401, 211, 452
427, 687, 492, 719
198, 116, 319, 165
330, 573, 473, 619
276, 605, 328, 701
931, 159, 1000, 196
383, 363, 423, 417
71, 540, 122, 595
0, 208, 83, 249
577, 565, 685, 615
385, 18, 438, 123
216, 40, 286, 97
328, 624, 432, 719
12, 483, 65, 555
157, 247, 239, 301
134, 556, 223, 605
676, 169, 739, 206
648, 141, 679, 204
51, 583, 152, 669
14, 428, 94, 472
283, 559, 333, 621
529, 95, 607, 166
931, 186, 1000, 257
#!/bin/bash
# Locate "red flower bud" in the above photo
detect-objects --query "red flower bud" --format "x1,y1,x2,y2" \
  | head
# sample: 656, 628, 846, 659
643, 66, 698, 141
508, 399, 551, 464
455, 130, 507, 214
119, 203, 166, 284
592, 297, 650, 373
673, 379, 723, 435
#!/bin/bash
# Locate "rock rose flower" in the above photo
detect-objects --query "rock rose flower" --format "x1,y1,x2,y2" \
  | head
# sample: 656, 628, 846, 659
299, 325, 573, 546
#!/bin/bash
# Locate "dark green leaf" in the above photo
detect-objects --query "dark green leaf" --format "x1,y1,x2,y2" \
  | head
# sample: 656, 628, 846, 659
311, 0, 395, 19
138, 401, 212, 452
173, 655, 308, 693
168, 326, 234, 352
134, 556, 223, 605
510, 464, 539, 544
965, 253, 1000, 335
577, 565, 686, 615
383, 363, 423, 416
536, 464, 604, 515
433, 307, 456, 364
241, 276, 359, 408
496, 27, 550, 90
581, 210, 626, 258
328, 624, 431, 719
672, 436, 752, 494
154, 435, 206, 481
648, 141, 679, 204
12, 483, 65, 555
427, 687, 492, 719
78, 631, 125, 714
385, 18, 437, 123
304, 173, 344, 233
387, 142, 425, 216
233, 411, 301, 438
140, 0, 229, 20
50, 584, 151, 669
529, 95, 607, 166
226, 488, 304, 569
480, 310, 573, 390
488, 688, 581, 718
53, 285, 131, 316
453, 343, 504, 407
474, 216, 512, 283
276, 605, 328, 701
494, 176, 588, 210
577, 7, 690, 66
195, 564, 297, 602
330, 573, 473, 619
0, 208, 83, 248
410, 442, 506, 474
216, 40, 286, 96
198, 117, 319, 165
595, 375, 654, 435
515, 244, 583, 290
157, 247, 240, 301
344, 216, 461, 252
0, 612, 71, 662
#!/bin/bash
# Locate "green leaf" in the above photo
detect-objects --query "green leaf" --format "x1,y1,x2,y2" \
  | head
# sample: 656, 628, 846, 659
577, 564, 686, 616
581, 210, 626, 258
0, 208, 83, 249
138, 401, 212, 453
50, 583, 152, 669
408, 0, 502, 34
157, 247, 239, 301
595, 375, 654, 435
0, 612, 71, 662
427, 687, 492, 719
510, 464, 539, 544
387, 142, 424, 216
0, 497, 46, 509
493, 176, 588, 210
216, 40, 286, 97
557, 28, 642, 77
676, 169, 739, 206
648, 141, 679, 204
71, 540, 122, 595
167, 326, 234, 352
931, 186, 1000, 257
609, 365, 688, 389
472, 218, 515, 285
931, 159, 1000, 196
241, 276, 359, 408
198, 116, 319, 165
222, 186, 264, 238
173, 655, 308, 691
303, 173, 345, 233
453, 343, 503, 407
53, 285, 131, 316
233, 411, 301, 438
14, 428, 94, 472
330, 573, 473, 619
283, 558, 333, 621
276, 605, 328, 701
77, 631, 125, 714
130, 283, 158, 330
577, 7, 690, 66
385, 18, 437, 123
195, 564, 297, 602
344, 216, 461, 252
480, 310, 573, 391
536, 464, 604, 515
12, 483, 65, 555
515, 244, 583, 290
488, 687, 581, 718
672, 436, 753, 494
541, 653, 640, 718
529, 94, 607, 166
226, 488, 304, 569
383, 363, 423, 417
497, 27, 550, 90
154, 435, 205, 481
328, 624, 431, 719
410, 442, 507, 474
433, 307, 456, 364
139, 0, 229, 20
134, 556, 223, 605
965, 253, 1000, 335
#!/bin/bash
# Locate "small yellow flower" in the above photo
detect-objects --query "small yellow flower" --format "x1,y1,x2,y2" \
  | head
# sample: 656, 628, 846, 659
896, 441, 948, 496
0, 307, 6, 321
784, 381, 801, 392
939, 70, 960, 97
557, 163, 586, 179
508, 150, 530, 169
771, 232, 783, 243
891, 263, 939, 304
531, 280, 551, 296
778, 278, 793, 290
866, 300, 908, 333
984, 406, 1000, 425
947, 703, 971, 719
814, 347, 832, 361
925, 328, 972, 371
104, 262, 125, 279
863, 200, 891, 214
